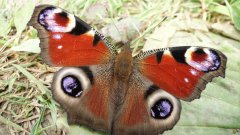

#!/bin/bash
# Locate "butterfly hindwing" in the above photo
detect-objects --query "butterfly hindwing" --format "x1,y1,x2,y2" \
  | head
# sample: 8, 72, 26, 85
52, 65, 113, 132
28, 5, 116, 66
135, 46, 227, 101
112, 70, 181, 135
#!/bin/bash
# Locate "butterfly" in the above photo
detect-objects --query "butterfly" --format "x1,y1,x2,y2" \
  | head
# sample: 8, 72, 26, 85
28, 4, 227, 135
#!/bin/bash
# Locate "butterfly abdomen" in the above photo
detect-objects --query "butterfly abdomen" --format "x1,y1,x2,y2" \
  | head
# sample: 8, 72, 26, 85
110, 45, 133, 108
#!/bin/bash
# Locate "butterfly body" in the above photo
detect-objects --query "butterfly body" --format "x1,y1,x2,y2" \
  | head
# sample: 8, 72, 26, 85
114, 46, 133, 79
28, 4, 227, 135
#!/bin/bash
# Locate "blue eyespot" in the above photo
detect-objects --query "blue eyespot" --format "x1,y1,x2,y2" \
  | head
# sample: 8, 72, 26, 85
61, 75, 82, 97
209, 50, 221, 71
150, 99, 173, 119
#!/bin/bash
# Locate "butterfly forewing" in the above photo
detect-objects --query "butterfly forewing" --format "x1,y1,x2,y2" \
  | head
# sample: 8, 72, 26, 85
28, 5, 116, 66
135, 46, 227, 101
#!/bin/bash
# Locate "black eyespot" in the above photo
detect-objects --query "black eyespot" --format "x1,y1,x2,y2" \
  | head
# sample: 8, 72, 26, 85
150, 99, 173, 119
61, 75, 83, 97
195, 48, 205, 54
58, 11, 68, 18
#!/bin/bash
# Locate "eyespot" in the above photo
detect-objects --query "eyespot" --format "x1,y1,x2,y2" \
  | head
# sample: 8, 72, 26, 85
145, 87, 181, 128
38, 7, 76, 32
52, 67, 92, 98
185, 47, 221, 72
61, 75, 82, 97
150, 98, 173, 119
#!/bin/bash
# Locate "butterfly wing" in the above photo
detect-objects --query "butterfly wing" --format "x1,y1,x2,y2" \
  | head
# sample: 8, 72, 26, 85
28, 5, 116, 66
135, 46, 227, 101
29, 5, 116, 132
52, 65, 113, 132
112, 70, 181, 135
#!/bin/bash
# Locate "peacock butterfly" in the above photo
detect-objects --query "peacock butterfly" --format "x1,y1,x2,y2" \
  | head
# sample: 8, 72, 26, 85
28, 4, 227, 135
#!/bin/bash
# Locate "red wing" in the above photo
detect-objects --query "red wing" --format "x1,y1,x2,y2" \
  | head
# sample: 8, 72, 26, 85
112, 71, 181, 135
135, 46, 227, 101
28, 5, 116, 66
51, 65, 112, 131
